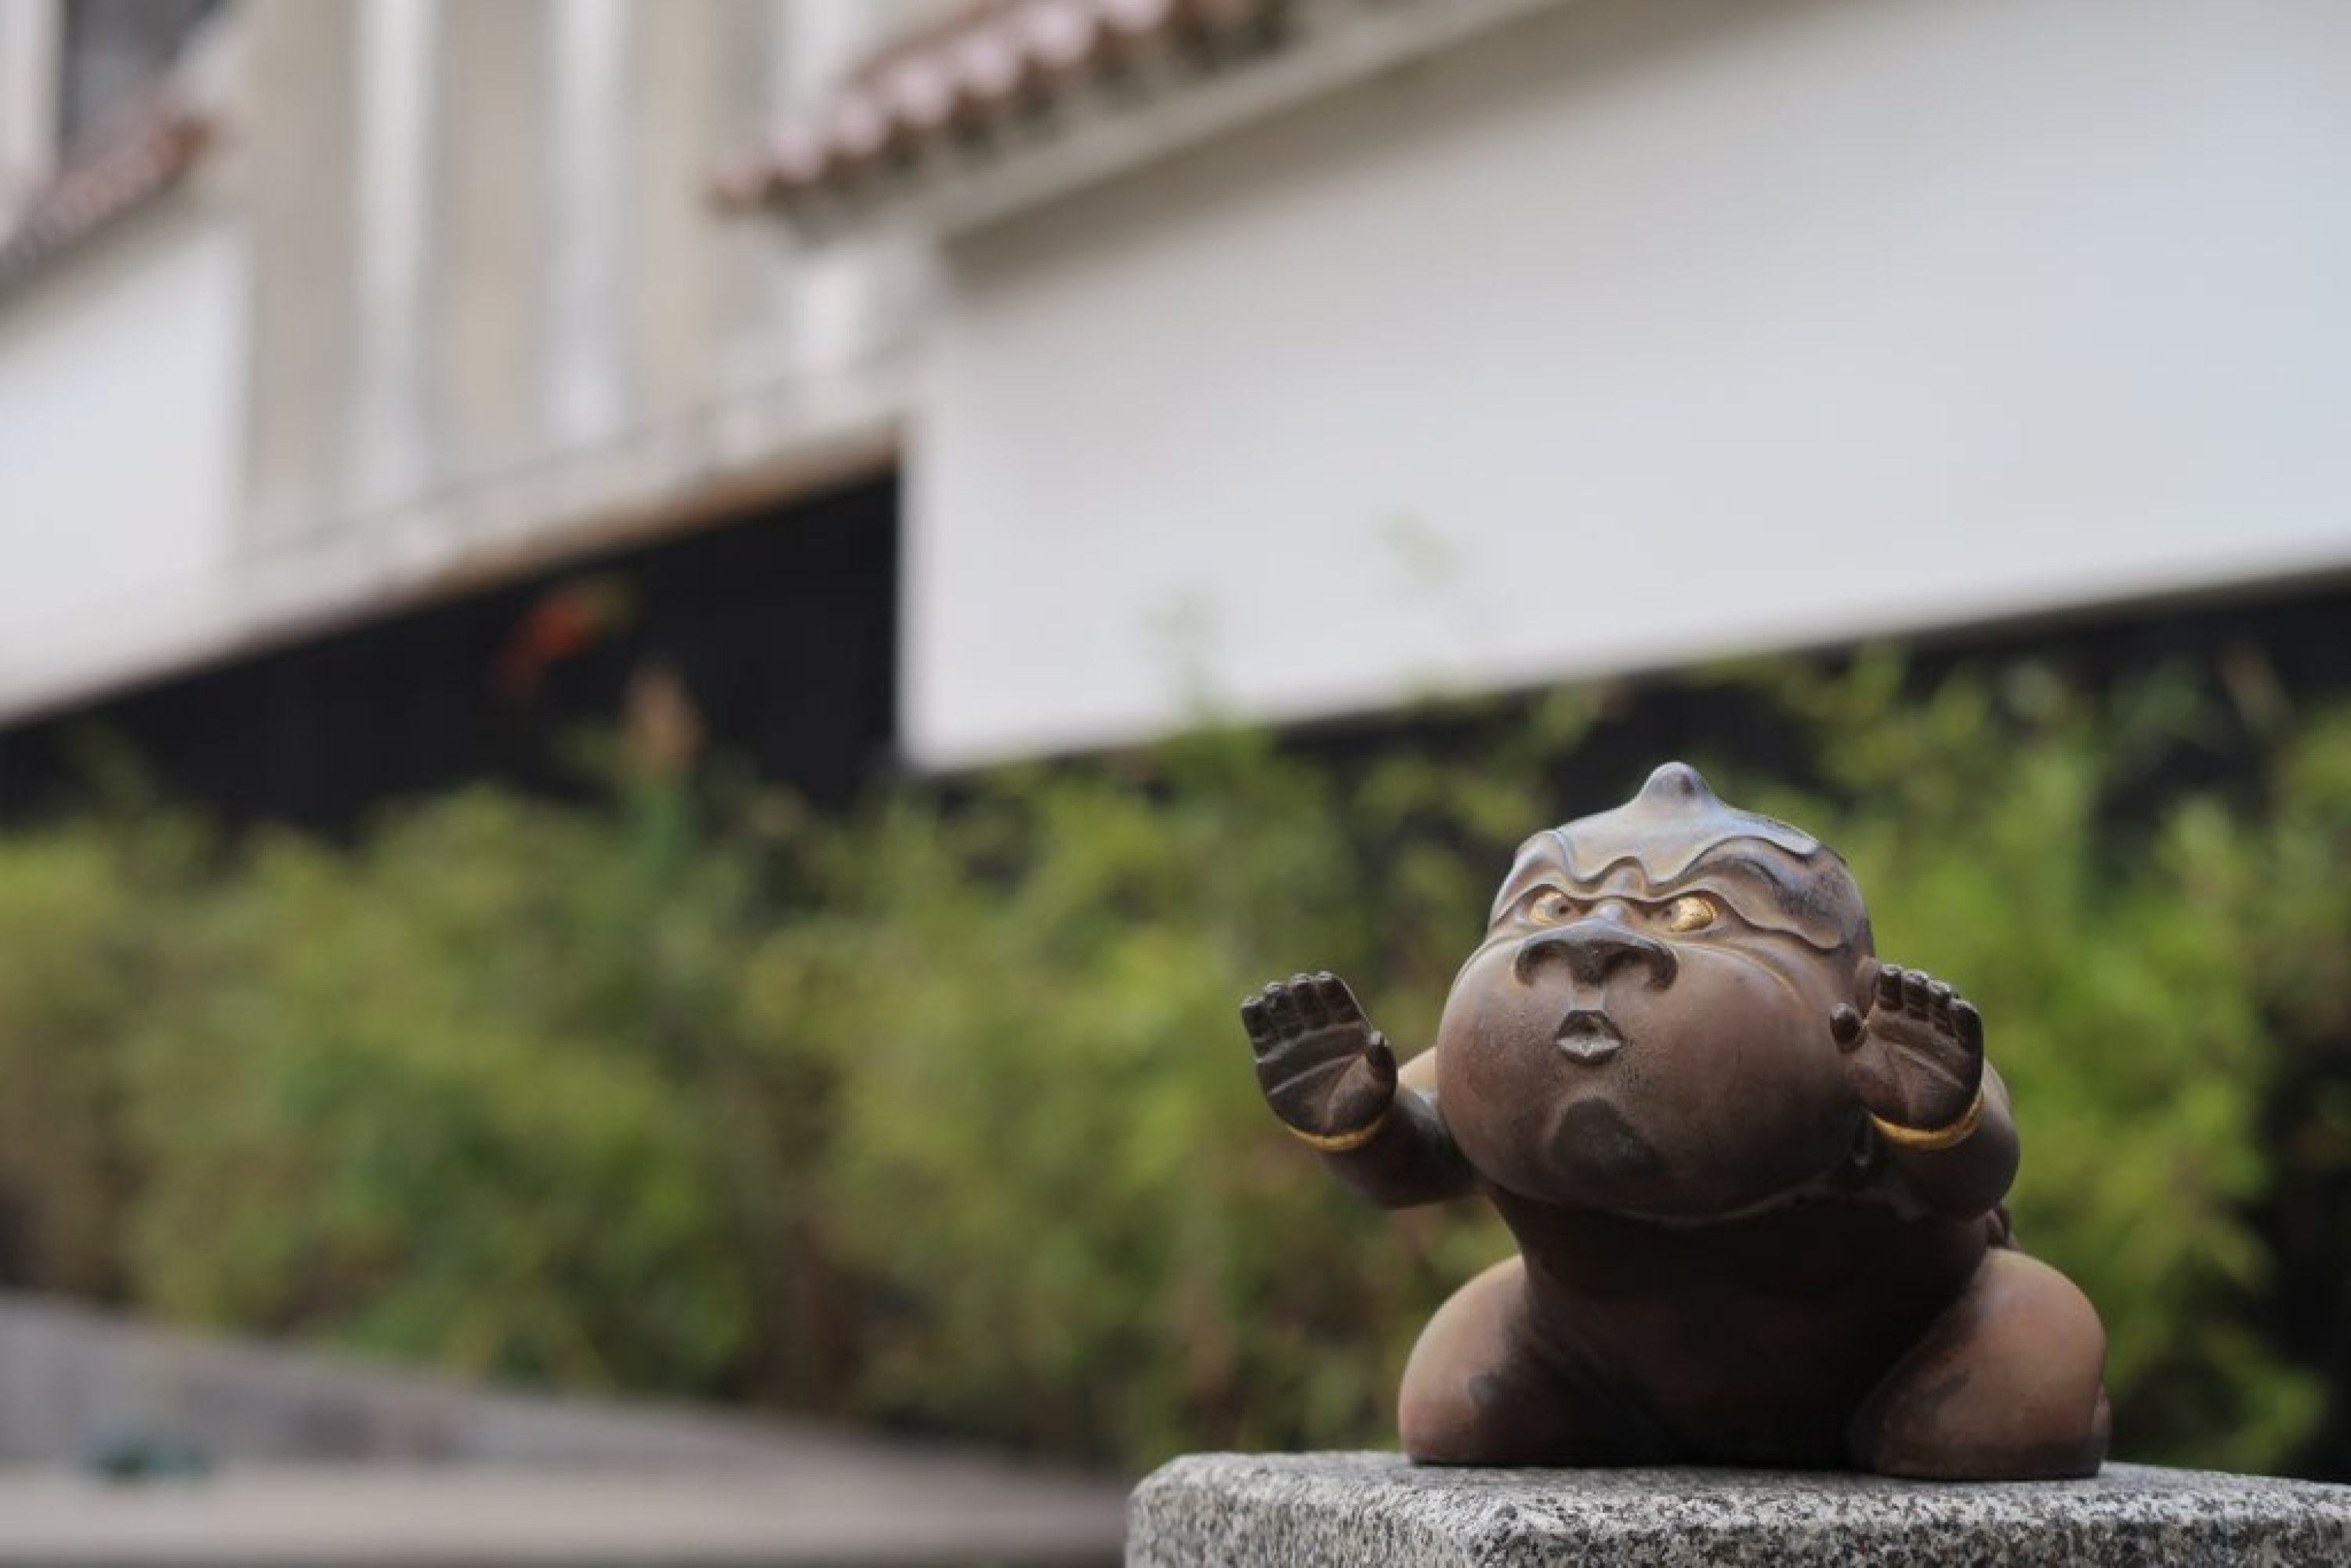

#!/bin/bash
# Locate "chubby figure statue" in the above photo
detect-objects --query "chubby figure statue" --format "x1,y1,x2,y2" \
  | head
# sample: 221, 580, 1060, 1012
1242, 762, 2109, 1479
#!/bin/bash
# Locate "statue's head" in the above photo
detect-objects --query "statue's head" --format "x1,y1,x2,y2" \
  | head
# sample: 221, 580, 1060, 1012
1434, 762, 1874, 1218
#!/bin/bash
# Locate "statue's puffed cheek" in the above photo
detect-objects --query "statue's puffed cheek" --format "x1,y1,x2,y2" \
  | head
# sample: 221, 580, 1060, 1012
1433, 944, 1857, 1215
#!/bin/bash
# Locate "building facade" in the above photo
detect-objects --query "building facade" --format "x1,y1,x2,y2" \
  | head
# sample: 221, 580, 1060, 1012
0, 0, 920, 818
807, 0, 2351, 766
1, 0, 2346, 814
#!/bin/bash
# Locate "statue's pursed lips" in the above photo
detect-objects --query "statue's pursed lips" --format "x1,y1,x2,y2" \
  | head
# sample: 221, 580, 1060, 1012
1555, 1009, 1624, 1063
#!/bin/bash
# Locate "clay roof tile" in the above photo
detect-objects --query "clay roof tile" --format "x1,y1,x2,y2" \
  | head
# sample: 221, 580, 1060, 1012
714, 0, 1281, 216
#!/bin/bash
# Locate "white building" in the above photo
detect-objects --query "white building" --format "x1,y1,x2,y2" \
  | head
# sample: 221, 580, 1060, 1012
0, 0, 921, 817
2, 0, 2346, 812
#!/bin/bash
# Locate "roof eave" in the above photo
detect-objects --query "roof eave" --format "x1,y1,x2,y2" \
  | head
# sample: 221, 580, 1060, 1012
717, 0, 1576, 244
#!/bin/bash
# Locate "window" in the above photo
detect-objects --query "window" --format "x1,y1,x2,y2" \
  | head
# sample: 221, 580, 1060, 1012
55, 0, 219, 154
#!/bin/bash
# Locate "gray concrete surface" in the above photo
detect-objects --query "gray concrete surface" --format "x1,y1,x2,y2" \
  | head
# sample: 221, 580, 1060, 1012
0, 1292, 841, 1465
0, 1464, 1125, 1566
1127, 1451, 2351, 1566
0, 1295, 1125, 1565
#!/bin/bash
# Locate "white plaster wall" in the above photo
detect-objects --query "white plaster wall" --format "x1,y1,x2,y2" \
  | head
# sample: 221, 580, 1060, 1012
910, 0, 2351, 767
0, 213, 248, 698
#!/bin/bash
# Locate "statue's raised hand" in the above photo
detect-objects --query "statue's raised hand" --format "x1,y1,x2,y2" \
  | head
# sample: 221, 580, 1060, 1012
1242, 972, 1397, 1146
1830, 962, 1985, 1139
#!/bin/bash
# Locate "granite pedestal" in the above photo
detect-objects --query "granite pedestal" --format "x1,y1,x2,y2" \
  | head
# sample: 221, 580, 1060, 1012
1128, 1452, 2351, 1566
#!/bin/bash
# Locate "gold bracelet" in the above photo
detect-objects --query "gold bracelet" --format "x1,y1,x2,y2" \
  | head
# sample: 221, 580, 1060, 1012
1870, 1087, 1984, 1152
1288, 1108, 1389, 1153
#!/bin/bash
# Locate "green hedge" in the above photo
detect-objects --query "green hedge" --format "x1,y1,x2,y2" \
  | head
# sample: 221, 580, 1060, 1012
0, 655, 2343, 1474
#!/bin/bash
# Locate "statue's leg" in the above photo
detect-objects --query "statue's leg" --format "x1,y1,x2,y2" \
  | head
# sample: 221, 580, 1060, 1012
1400, 1256, 1670, 1465
1849, 1248, 2110, 1479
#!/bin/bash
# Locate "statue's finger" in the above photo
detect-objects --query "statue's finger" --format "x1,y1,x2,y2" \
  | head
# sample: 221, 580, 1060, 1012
1952, 998, 1983, 1053
1901, 968, 1933, 1016
1291, 973, 1330, 1029
1314, 971, 1360, 1026
1876, 964, 1906, 1010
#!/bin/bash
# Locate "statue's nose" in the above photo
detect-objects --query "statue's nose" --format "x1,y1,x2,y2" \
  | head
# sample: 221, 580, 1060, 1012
1514, 915, 1679, 989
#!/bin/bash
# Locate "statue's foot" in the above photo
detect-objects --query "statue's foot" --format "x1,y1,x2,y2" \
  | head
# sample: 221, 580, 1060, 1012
1400, 1257, 1672, 1466
1848, 1248, 2110, 1479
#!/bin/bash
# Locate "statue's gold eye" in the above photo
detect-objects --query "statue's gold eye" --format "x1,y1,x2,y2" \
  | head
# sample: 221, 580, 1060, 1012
1662, 894, 1721, 933
1523, 889, 1576, 926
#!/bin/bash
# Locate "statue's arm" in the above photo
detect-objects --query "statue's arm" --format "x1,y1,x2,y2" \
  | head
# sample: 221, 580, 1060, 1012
1243, 976, 1480, 1210
1316, 1052, 1479, 1208
1876, 1059, 2019, 1219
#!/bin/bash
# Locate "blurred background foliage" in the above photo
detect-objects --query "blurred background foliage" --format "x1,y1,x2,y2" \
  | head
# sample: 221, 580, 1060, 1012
0, 650, 2348, 1479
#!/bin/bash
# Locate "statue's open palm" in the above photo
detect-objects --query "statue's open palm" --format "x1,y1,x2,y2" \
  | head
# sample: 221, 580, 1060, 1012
1831, 962, 1984, 1135
1242, 972, 1396, 1140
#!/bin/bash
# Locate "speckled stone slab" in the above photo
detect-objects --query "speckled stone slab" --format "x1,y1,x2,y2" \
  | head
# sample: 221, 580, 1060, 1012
1127, 1451, 2351, 1566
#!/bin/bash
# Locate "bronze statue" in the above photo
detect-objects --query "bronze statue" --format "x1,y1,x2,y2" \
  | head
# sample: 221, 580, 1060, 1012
1242, 762, 2109, 1479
